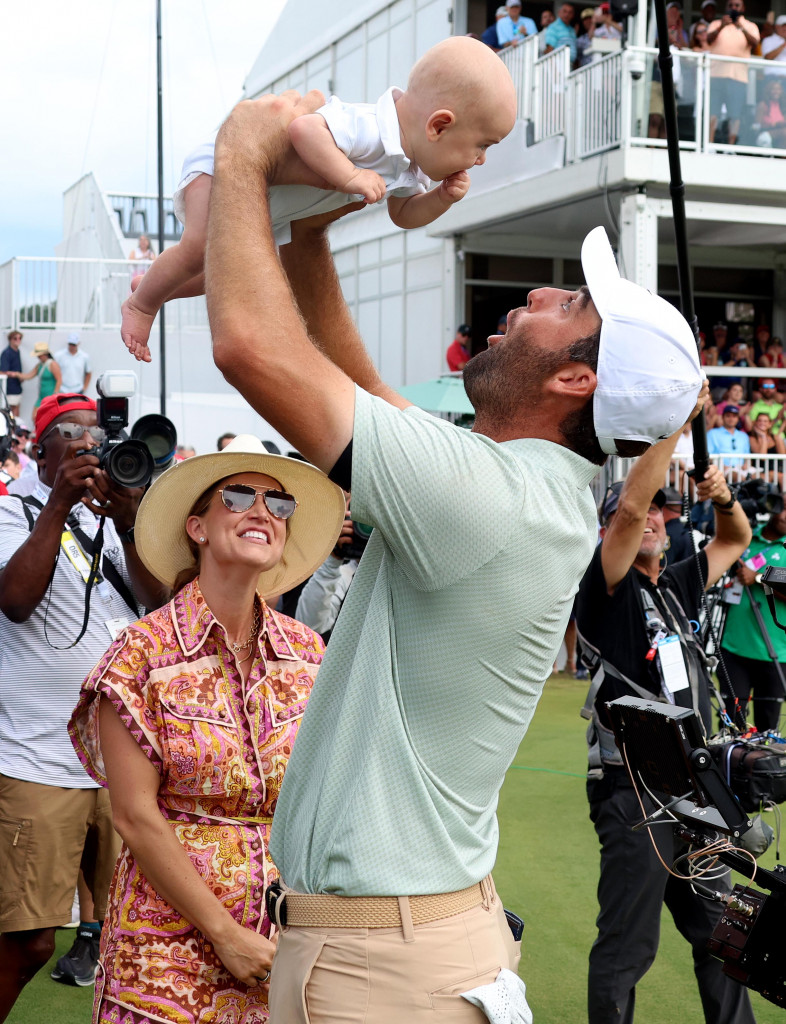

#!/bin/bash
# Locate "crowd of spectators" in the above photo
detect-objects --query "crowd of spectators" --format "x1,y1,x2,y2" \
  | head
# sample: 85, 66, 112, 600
477, 0, 786, 149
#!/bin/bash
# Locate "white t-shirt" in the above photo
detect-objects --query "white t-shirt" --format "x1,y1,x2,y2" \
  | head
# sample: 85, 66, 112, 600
762, 33, 786, 76
174, 88, 431, 245
0, 482, 138, 787
54, 347, 91, 392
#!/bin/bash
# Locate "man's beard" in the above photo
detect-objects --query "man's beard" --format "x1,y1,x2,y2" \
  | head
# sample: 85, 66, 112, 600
463, 328, 606, 465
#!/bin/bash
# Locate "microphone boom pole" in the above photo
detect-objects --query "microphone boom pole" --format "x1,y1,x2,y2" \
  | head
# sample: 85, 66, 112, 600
651, 0, 710, 481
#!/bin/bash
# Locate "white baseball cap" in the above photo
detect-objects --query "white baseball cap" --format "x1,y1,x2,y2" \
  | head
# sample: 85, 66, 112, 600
581, 226, 703, 456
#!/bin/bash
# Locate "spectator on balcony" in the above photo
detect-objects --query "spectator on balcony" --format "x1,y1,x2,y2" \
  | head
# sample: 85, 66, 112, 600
713, 381, 752, 429
707, 0, 760, 145
666, 1, 690, 46
497, 0, 538, 47
690, 19, 710, 48
1, 331, 23, 418
54, 333, 92, 395
576, 8, 598, 66
753, 321, 772, 361
762, 14, 786, 75
594, 2, 623, 39
538, 8, 557, 53
707, 404, 752, 479
753, 77, 786, 147
544, 2, 578, 62
482, 6, 509, 50
698, 0, 717, 24
128, 234, 156, 277
749, 411, 786, 455
8, 342, 62, 413
749, 379, 783, 428
712, 320, 731, 361
758, 334, 784, 372
446, 324, 472, 372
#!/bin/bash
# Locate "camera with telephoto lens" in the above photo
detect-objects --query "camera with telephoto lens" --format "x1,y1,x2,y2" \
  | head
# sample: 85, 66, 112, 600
343, 520, 373, 561
735, 478, 783, 523
728, 7, 741, 19
76, 371, 177, 489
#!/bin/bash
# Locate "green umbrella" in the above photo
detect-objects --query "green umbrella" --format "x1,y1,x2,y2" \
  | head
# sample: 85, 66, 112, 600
398, 375, 474, 415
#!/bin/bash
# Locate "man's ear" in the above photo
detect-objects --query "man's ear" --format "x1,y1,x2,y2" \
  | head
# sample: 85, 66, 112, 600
425, 109, 456, 140
547, 363, 597, 401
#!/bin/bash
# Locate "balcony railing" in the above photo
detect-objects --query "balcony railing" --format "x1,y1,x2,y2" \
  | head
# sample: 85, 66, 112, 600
106, 193, 183, 243
0, 257, 207, 332
500, 43, 786, 163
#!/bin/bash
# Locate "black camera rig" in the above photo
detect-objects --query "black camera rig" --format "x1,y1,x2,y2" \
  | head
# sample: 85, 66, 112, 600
608, 697, 786, 1009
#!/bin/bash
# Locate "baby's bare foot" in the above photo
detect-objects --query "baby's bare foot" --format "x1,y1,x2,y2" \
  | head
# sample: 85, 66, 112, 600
121, 296, 154, 363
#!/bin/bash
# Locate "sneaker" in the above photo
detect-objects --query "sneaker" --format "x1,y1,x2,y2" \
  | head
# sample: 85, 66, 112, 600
50, 927, 100, 986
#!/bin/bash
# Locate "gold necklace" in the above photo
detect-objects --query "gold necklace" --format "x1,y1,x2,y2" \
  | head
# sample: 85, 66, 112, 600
228, 607, 260, 658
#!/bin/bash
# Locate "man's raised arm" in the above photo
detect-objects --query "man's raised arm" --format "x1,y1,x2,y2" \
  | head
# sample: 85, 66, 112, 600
207, 92, 405, 473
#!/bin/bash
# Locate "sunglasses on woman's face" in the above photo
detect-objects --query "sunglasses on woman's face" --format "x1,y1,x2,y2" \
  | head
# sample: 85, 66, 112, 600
218, 484, 298, 519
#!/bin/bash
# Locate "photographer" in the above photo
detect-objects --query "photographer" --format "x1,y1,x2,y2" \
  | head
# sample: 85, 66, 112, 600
0, 393, 167, 1019
720, 504, 786, 733
576, 397, 755, 1024
295, 498, 360, 640
707, 0, 759, 144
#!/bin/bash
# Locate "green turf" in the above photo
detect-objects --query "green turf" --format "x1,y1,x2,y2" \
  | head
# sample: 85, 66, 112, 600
9, 928, 94, 1023
494, 673, 783, 1024
9, 674, 784, 1023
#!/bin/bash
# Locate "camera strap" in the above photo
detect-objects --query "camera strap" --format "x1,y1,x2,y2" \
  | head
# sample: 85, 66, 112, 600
14, 495, 139, 618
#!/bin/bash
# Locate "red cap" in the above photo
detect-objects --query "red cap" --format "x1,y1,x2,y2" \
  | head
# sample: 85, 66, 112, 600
35, 393, 97, 439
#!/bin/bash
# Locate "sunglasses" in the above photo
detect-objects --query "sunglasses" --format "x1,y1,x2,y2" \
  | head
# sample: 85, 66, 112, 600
218, 484, 298, 519
40, 422, 106, 444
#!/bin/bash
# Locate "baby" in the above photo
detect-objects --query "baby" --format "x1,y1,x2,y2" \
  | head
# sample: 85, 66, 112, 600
121, 36, 517, 362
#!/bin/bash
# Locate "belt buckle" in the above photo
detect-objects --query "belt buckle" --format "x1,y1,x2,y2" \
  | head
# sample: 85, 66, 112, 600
265, 879, 288, 927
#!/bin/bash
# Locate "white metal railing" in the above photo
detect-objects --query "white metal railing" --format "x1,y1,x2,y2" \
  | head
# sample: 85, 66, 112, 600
593, 451, 786, 507
107, 193, 183, 242
0, 257, 208, 332
498, 36, 539, 124
533, 45, 572, 142
501, 42, 786, 163
566, 51, 623, 161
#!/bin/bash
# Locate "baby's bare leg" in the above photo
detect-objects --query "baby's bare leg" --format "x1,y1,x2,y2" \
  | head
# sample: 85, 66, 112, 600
131, 270, 205, 301
121, 174, 212, 362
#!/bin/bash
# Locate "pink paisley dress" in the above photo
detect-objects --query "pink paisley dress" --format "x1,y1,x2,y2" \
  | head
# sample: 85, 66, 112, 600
69, 578, 324, 1024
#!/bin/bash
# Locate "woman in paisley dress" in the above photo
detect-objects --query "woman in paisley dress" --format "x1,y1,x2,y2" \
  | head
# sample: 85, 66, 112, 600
69, 435, 345, 1024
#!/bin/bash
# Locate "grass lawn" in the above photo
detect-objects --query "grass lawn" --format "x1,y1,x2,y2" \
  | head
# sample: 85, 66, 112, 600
9, 673, 783, 1023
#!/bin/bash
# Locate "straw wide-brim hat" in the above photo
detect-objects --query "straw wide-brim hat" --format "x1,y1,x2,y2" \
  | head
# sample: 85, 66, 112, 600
135, 434, 346, 598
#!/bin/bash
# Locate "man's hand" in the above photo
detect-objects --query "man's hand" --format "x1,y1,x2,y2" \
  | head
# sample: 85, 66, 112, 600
286, 201, 366, 242
695, 463, 733, 505
49, 440, 101, 514
736, 562, 758, 587
344, 168, 387, 204
437, 171, 471, 205
332, 513, 354, 558
215, 90, 326, 186
82, 470, 144, 534
686, 379, 710, 424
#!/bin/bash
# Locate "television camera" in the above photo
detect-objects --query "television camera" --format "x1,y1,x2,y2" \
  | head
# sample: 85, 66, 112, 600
608, 697, 786, 1009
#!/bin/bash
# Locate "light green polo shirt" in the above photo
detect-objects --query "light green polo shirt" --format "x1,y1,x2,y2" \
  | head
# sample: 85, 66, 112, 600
269, 387, 599, 896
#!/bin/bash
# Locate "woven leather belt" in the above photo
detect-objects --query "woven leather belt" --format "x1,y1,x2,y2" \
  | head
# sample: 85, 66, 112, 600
282, 879, 486, 929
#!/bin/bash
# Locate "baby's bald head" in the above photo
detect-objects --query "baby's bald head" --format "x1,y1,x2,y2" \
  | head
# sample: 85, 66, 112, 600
407, 36, 517, 127
397, 37, 517, 181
